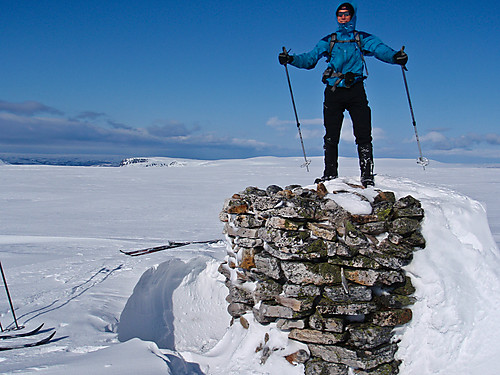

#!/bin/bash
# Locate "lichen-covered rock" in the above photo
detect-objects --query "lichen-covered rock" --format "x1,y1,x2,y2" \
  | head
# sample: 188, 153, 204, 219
251, 195, 281, 211
227, 302, 252, 318
227, 283, 254, 305
241, 186, 267, 197
388, 217, 421, 236
319, 199, 351, 226
306, 222, 338, 241
261, 227, 334, 258
289, 328, 345, 345
392, 276, 416, 296
308, 343, 398, 370
309, 312, 344, 333
285, 349, 310, 365
223, 223, 260, 239
377, 239, 414, 259
263, 240, 330, 261
253, 252, 282, 280
234, 237, 264, 248
374, 191, 396, 205
266, 216, 304, 231
282, 283, 321, 298
232, 214, 265, 228
401, 230, 426, 248
268, 195, 325, 220
276, 295, 316, 313
255, 302, 294, 319
316, 298, 378, 316
239, 247, 256, 270
266, 184, 283, 195
393, 195, 423, 214
353, 360, 401, 375
375, 294, 417, 309
253, 278, 283, 301
277, 318, 306, 330
323, 284, 373, 303
371, 309, 413, 327
359, 221, 387, 235
343, 220, 369, 252
305, 358, 348, 375
347, 323, 394, 349
222, 196, 249, 214
255, 301, 311, 321
344, 268, 405, 286
328, 255, 383, 269
281, 262, 341, 285
359, 243, 413, 270
372, 201, 394, 222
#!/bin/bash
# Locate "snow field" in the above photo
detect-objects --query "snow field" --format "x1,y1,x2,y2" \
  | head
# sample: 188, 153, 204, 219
1, 156, 500, 374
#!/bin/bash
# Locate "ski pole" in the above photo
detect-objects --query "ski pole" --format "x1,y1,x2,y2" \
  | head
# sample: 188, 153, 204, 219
0, 261, 20, 330
400, 47, 428, 170
282, 47, 311, 172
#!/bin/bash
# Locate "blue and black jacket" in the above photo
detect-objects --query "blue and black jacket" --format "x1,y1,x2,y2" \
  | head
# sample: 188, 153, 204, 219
290, 1, 398, 88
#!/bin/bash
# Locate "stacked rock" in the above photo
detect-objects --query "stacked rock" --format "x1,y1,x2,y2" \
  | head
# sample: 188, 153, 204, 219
219, 183, 425, 375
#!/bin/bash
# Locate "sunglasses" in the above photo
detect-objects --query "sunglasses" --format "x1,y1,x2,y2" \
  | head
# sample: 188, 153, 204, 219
337, 11, 351, 18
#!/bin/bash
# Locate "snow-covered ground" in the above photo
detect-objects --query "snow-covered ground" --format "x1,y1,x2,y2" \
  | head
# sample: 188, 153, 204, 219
1, 156, 499, 374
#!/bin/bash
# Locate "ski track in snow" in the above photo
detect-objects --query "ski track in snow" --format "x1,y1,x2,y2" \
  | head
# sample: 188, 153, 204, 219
18, 264, 124, 325
1, 156, 500, 374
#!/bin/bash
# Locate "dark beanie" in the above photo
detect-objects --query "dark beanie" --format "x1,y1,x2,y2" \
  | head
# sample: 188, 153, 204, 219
337, 3, 355, 15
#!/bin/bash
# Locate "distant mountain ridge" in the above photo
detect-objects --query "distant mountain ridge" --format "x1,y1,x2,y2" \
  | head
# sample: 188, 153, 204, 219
0, 154, 123, 166
0, 155, 212, 167
120, 157, 188, 167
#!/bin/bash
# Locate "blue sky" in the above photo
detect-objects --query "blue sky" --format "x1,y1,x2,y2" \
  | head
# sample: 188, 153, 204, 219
2, 0, 500, 164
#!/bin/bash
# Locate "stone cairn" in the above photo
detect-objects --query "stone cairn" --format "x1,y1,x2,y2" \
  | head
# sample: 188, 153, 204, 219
218, 183, 425, 375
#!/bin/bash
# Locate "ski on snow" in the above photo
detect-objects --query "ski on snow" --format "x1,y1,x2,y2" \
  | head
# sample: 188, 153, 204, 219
0, 331, 56, 351
120, 239, 222, 257
0, 323, 45, 339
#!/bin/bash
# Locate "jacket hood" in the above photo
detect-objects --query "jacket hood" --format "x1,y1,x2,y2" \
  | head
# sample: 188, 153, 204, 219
336, 1, 357, 34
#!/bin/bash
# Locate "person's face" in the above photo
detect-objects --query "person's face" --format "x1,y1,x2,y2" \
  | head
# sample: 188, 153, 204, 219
337, 9, 352, 24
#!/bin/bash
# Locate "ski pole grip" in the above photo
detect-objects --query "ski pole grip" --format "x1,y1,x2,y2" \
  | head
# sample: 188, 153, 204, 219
400, 46, 408, 70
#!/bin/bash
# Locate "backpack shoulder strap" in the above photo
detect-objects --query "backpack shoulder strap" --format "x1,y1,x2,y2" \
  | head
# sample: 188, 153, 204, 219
326, 33, 337, 63
354, 31, 369, 76
354, 31, 362, 50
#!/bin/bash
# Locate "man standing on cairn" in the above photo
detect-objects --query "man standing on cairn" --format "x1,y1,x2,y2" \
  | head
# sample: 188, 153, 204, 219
279, 1, 408, 187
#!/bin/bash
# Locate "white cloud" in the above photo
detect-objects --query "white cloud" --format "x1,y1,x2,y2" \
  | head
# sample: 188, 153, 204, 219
0, 100, 62, 116
267, 116, 323, 131
0, 103, 280, 159
269, 115, 385, 143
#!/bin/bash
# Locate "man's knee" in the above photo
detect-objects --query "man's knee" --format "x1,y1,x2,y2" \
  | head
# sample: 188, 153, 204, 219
323, 136, 339, 148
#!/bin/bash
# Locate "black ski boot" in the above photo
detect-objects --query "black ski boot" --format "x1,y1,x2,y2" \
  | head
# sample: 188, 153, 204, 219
314, 173, 338, 184
315, 137, 339, 184
358, 143, 374, 187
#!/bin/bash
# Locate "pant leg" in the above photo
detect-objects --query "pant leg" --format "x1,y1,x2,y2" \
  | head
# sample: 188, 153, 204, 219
346, 82, 372, 146
346, 82, 374, 185
323, 87, 346, 177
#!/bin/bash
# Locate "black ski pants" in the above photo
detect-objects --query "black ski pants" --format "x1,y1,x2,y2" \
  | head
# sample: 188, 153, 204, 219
322, 81, 372, 176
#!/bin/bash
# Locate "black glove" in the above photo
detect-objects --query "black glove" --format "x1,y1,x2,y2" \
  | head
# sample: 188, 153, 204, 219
393, 50, 408, 66
278, 51, 293, 65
